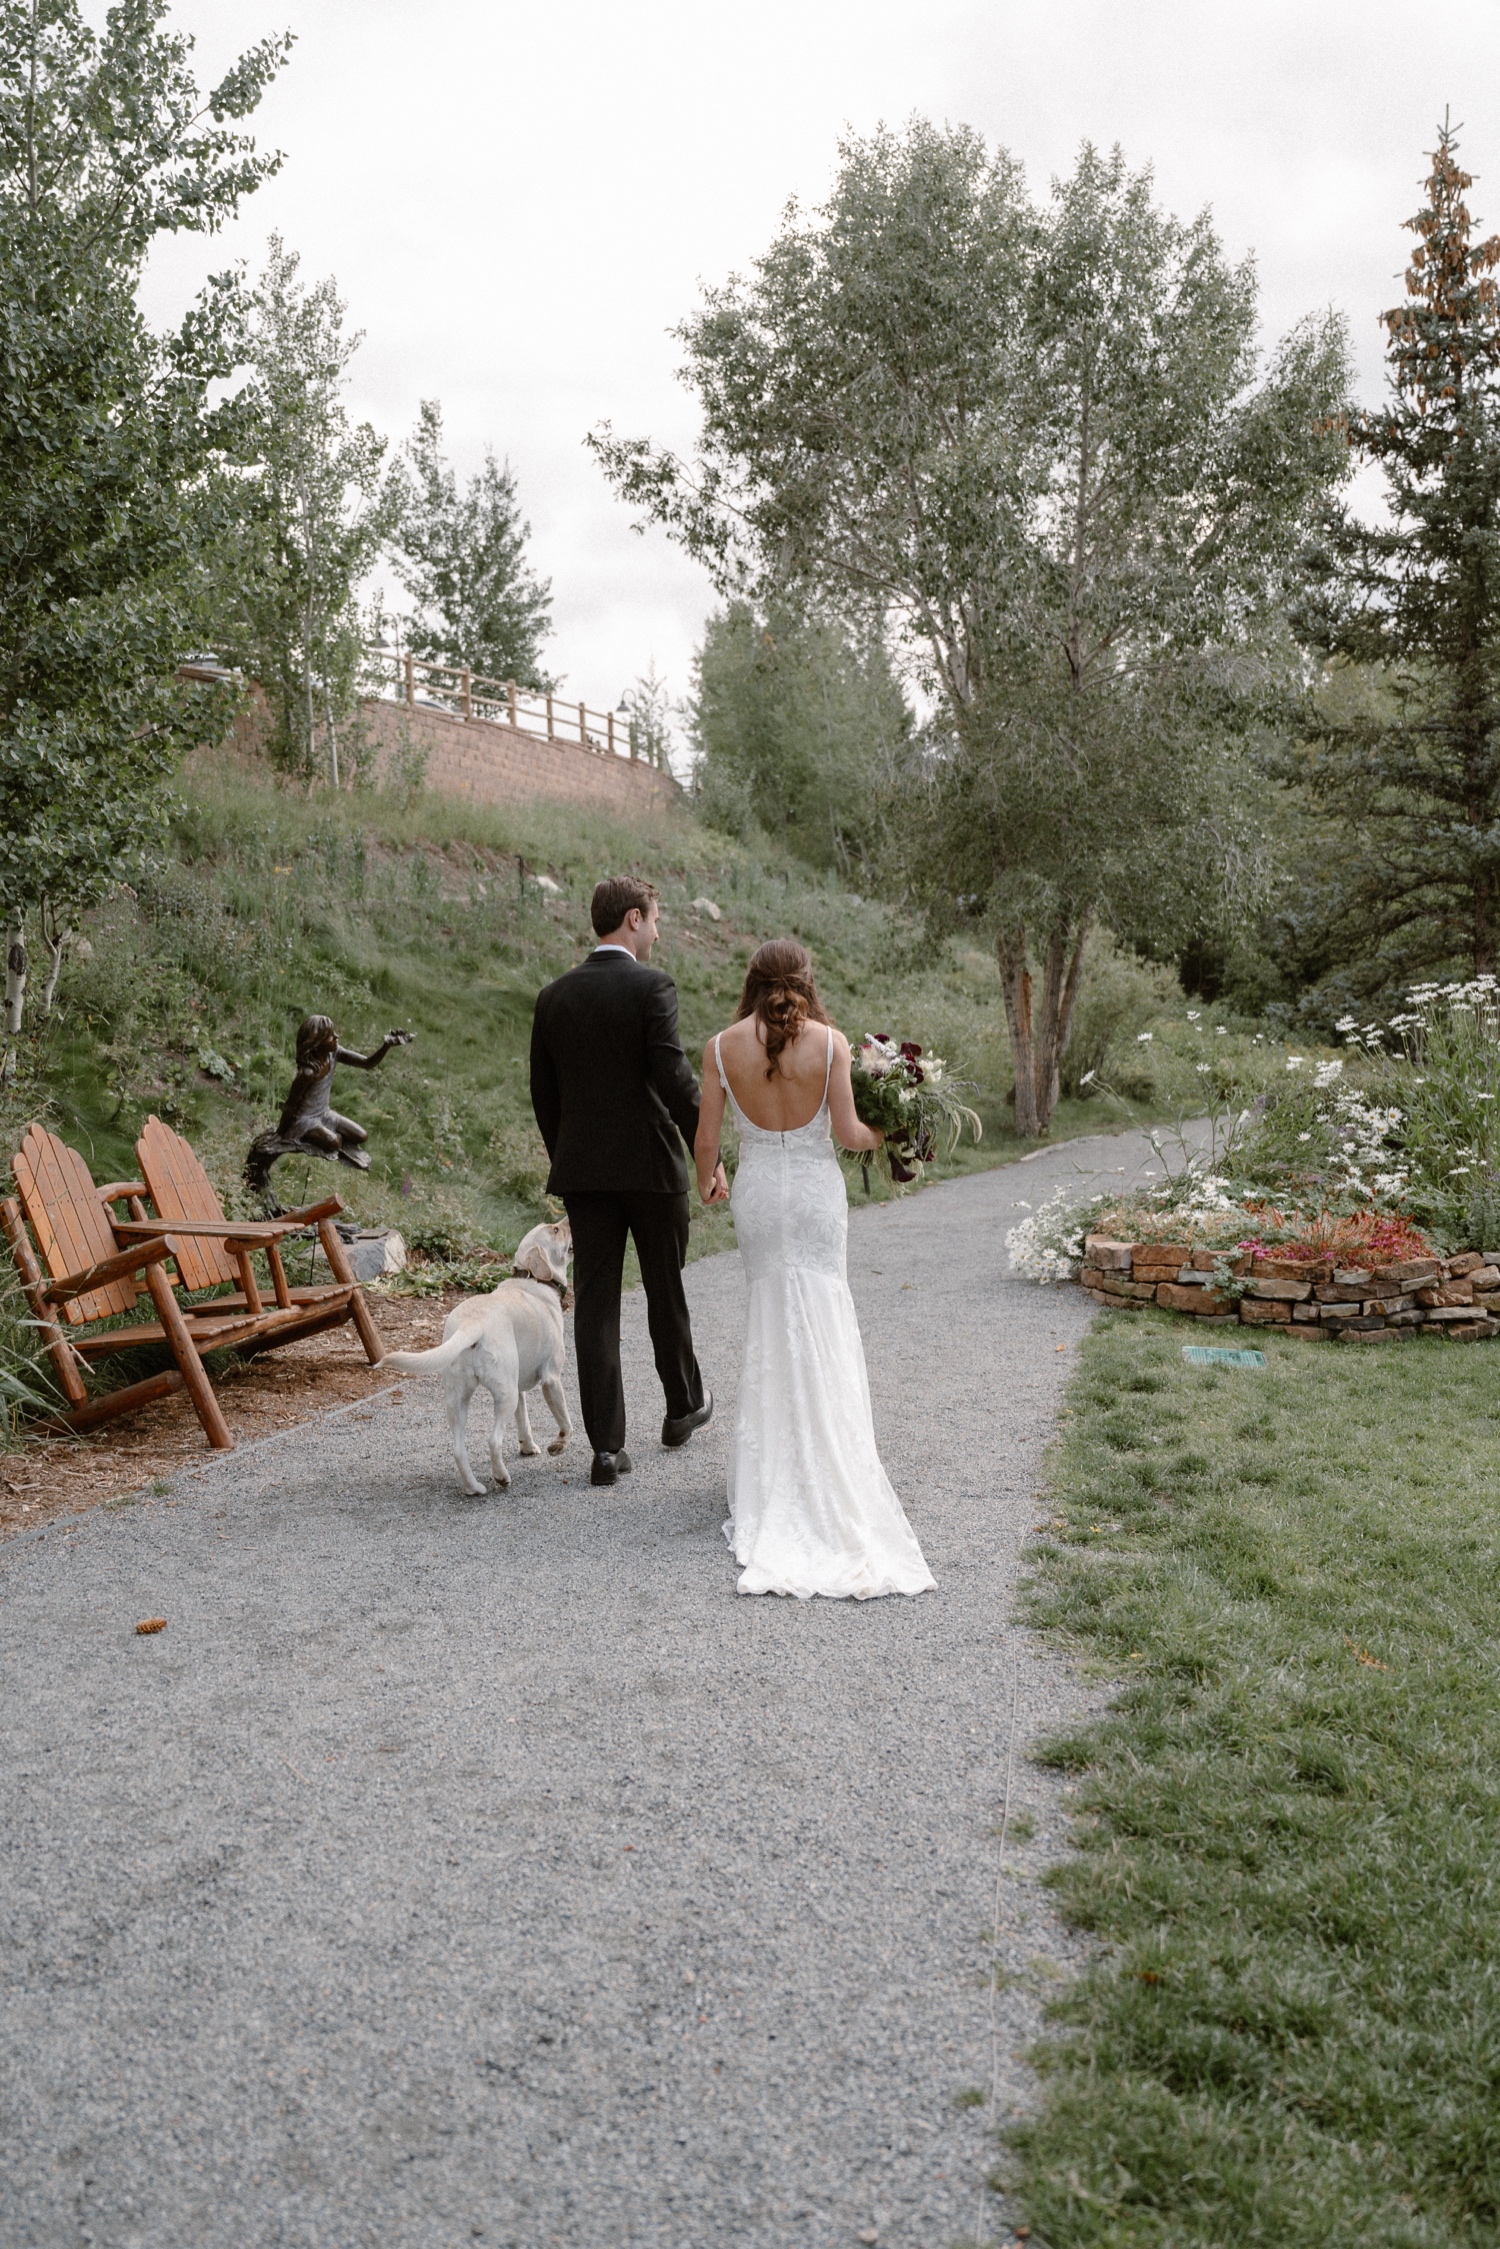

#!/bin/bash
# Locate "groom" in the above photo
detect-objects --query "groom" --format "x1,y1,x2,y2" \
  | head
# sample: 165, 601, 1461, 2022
529, 875, 727, 1487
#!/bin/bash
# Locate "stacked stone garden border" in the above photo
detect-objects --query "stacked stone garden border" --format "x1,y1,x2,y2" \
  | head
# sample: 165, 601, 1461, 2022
1079, 1238, 1500, 1344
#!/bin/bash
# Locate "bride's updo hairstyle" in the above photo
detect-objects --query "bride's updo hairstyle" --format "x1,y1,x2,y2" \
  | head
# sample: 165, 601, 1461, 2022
736, 939, 831, 1079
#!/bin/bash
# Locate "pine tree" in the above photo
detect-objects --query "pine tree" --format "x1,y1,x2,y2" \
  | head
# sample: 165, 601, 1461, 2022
1299, 123, 1500, 981
391, 401, 554, 691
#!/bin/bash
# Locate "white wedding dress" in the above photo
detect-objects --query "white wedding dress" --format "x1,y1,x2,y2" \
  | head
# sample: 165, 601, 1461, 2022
715, 1029, 935, 1601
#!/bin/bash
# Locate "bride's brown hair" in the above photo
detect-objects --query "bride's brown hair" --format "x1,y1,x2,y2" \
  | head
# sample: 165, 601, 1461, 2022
736, 939, 831, 1079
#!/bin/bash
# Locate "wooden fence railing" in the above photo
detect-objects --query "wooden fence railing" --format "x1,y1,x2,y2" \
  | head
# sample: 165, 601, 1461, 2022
366, 648, 644, 761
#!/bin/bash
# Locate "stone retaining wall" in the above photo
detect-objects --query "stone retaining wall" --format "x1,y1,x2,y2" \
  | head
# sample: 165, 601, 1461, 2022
1079, 1237, 1500, 1344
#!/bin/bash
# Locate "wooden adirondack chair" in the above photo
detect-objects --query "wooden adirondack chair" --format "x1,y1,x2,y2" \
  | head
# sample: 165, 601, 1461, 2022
129, 1115, 385, 1368
4, 1119, 385, 1451
5, 1125, 238, 1447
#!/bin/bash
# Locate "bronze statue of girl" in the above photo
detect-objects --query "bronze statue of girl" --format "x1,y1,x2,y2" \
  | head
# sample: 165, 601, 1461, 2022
246, 1015, 412, 1205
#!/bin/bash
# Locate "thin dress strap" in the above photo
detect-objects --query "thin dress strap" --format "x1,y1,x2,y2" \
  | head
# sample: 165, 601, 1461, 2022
822, 1023, 834, 1102
714, 1034, 729, 1092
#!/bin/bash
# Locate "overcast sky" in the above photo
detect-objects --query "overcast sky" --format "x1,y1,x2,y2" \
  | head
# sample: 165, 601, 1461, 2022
139, 0, 1500, 714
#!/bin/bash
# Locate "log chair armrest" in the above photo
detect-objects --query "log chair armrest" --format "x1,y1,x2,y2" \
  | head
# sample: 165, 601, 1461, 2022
44, 1234, 175, 1305
97, 1181, 147, 1205
276, 1194, 346, 1226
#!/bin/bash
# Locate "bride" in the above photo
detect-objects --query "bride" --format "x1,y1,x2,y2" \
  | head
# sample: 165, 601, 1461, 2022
694, 939, 935, 1602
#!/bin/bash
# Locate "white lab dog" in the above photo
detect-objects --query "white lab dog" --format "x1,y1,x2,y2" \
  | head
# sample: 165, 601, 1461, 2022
386, 1221, 573, 1495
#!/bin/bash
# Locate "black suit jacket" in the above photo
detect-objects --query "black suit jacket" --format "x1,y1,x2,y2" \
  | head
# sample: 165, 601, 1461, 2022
530, 950, 701, 1195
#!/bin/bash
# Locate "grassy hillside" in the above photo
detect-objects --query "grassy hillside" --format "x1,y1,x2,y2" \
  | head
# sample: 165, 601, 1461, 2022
1, 751, 1137, 1295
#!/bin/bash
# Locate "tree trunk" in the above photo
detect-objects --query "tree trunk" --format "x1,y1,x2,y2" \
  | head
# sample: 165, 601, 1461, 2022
2, 912, 27, 1076
1033, 917, 1090, 1130
39, 912, 69, 1015
999, 917, 1089, 1138
4, 913, 26, 1034
1476, 887, 1496, 978
303, 602, 316, 782
996, 925, 1041, 1138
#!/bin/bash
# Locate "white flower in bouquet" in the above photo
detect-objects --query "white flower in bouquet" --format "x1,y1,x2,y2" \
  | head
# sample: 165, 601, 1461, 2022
849, 1032, 982, 1188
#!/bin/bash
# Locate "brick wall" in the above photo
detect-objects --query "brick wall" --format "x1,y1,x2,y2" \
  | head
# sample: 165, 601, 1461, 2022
359, 697, 680, 816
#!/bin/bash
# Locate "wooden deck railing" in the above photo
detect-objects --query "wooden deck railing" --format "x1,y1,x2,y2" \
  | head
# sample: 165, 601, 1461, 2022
366, 648, 642, 760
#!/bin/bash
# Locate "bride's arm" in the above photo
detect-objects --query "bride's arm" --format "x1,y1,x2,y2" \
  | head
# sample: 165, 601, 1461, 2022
827, 1028, 883, 1151
695, 1045, 730, 1202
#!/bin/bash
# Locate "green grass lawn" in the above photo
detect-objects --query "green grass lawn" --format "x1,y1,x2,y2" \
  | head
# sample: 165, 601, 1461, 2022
1011, 1310, 1500, 2247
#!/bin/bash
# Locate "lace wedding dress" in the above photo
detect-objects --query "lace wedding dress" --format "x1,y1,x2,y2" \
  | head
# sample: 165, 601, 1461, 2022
715, 1030, 935, 1601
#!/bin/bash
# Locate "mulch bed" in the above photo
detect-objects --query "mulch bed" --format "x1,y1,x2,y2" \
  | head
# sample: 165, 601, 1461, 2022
0, 1290, 463, 1539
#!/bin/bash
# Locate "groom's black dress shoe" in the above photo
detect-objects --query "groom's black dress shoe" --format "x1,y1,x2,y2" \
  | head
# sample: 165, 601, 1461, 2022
661, 1391, 714, 1448
590, 1449, 633, 1487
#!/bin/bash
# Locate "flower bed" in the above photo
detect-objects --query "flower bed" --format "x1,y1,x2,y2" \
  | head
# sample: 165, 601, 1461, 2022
1079, 1235, 1500, 1343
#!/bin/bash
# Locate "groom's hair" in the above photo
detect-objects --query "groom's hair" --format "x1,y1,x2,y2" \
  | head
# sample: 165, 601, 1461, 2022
591, 875, 658, 937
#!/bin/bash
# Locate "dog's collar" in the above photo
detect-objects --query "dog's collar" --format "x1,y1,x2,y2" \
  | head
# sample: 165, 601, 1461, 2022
510, 1266, 569, 1299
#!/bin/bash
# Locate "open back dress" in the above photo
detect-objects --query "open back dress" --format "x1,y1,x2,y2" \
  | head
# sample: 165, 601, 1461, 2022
714, 1028, 934, 1601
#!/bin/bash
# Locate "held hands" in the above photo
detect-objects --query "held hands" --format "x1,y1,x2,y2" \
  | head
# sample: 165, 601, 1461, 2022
699, 1160, 730, 1206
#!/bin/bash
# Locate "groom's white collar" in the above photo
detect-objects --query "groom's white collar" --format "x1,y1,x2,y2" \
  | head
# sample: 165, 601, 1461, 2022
592, 943, 639, 960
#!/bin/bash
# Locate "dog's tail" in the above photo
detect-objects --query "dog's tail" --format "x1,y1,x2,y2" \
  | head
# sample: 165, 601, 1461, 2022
385, 1329, 479, 1378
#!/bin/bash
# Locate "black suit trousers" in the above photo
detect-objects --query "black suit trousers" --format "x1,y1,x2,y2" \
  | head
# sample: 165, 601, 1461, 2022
563, 1191, 704, 1454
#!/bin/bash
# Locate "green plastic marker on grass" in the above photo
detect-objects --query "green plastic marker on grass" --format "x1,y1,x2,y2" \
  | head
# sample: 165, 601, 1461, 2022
1182, 1345, 1266, 1369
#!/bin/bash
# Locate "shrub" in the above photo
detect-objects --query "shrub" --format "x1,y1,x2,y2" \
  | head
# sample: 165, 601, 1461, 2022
1060, 932, 1180, 1098
1365, 978, 1500, 1237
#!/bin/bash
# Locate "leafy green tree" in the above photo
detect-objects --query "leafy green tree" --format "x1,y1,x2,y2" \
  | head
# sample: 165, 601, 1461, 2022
390, 398, 554, 690
592, 124, 1349, 1132
619, 660, 677, 773
0, 0, 289, 1058
1295, 125, 1500, 987
690, 602, 910, 869
210, 236, 394, 787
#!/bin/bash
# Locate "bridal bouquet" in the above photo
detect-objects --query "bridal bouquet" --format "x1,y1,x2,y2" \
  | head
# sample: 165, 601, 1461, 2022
848, 1035, 983, 1189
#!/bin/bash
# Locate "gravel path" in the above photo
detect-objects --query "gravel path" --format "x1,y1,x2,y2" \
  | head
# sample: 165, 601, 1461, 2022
2, 1127, 1168, 2249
